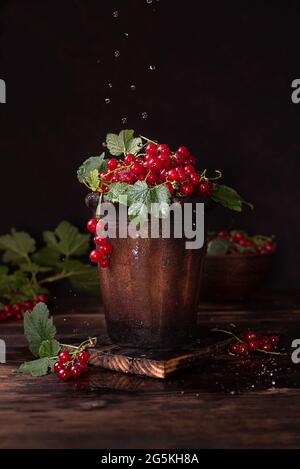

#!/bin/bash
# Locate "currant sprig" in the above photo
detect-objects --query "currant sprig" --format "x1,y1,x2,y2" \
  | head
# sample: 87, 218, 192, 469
53, 337, 96, 381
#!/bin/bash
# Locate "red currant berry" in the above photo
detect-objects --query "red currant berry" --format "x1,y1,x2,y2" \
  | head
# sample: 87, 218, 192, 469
176, 167, 186, 183
238, 239, 253, 247
146, 143, 158, 156
70, 363, 82, 378
244, 331, 257, 342
199, 180, 212, 196
158, 153, 172, 169
87, 218, 98, 233
3, 305, 13, 319
99, 257, 110, 268
78, 351, 90, 365
269, 335, 279, 347
262, 343, 271, 352
190, 173, 200, 185
173, 151, 185, 165
181, 183, 194, 196
258, 335, 270, 346
232, 231, 244, 242
99, 171, 112, 182
124, 154, 135, 165
107, 158, 118, 171
12, 303, 21, 314
167, 169, 178, 181
248, 339, 259, 351
177, 146, 190, 159
228, 343, 239, 355
59, 351, 71, 365
89, 249, 102, 263
37, 294, 48, 303
54, 362, 64, 374
263, 242, 275, 253
99, 242, 113, 256
218, 231, 229, 238
236, 343, 249, 356
146, 172, 158, 185
57, 368, 72, 381
183, 165, 195, 177
131, 163, 145, 175
157, 144, 170, 155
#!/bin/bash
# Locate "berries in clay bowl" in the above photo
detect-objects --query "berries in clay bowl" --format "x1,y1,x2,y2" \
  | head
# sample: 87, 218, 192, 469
201, 230, 276, 304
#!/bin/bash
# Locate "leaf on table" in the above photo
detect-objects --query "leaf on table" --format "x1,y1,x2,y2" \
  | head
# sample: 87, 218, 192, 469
212, 184, 253, 212
0, 229, 36, 264
106, 129, 141, 156
17, 357, 57, 377
207, 237, 231, 255
38, 339, 60, 358
43, 221, 90, 258
77, 153, 107, 183
24, 302, 56, 357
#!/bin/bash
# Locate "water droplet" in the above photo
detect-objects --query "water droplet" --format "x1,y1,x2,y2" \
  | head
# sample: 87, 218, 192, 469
149, 64, 156, 70
102, 142, 107, 147
146, 0, 153, 3
113, 11, 119, 18
121, 117, 127, 124
124, 32, 129, 37
96, 59, 101, 64
105, 98, 110, 104
114, 50, 120, 58
108, 83, 113, 88
271, 380, 276, 386
141, 112, 148, 119
130, 84, 136, 91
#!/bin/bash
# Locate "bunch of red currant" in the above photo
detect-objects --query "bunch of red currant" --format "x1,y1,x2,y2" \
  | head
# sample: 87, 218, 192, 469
0, 294, 48, 323
86, 218, 112, 267
54, 349, 90, 381
215, 230, 276, 255
228, 331, 280, 356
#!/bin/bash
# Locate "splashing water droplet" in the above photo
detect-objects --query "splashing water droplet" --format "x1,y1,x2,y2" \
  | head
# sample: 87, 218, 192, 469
141, 112, 148, 119
121, 117, 127, 124
271, 380, 276, 386
130, 84, 136, 91
105, 98, 110, 104
113, 11, 119, 18
124, 32, 129, 37
114, 50, 120, 58
108, 83, 113, 88
149, 64, 156, 70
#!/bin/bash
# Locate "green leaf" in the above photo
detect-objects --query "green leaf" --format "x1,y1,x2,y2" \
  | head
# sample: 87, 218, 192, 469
77, 153, 107, 183
106, 129, 141, 156
24, 302, 56, 357
85, 169, 100, 191
207, 237, 231, 255
107, 182, 130, 203
67, 262, 100, 295
127, 181, 151, 224
19, 263, 52, 274
43, 221, 90, 258
0, 229, 36, 264
38, 339, 60, 358
150, 184, 171, 218
212, 184, 253, 212
32, 247, 61, 266
17, 357, 56, 377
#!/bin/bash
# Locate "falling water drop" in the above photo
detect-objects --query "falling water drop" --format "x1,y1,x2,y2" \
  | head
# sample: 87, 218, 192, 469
146, 0, 153, 3
121, 117, 127, 124
114, 50, 120, 58
108, 83, 113, 88
105, 98, 110, 104
113, 11, 119, 18
149, 64, 156, 70
141, 112, 148, 119
130, 84, 136, 91
124, 32, 129, 37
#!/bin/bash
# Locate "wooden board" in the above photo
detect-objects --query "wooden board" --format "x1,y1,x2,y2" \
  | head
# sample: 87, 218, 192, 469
89, 337, 231, 379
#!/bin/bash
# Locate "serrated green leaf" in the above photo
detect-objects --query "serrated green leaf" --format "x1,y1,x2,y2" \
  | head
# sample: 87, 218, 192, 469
207, 237, 231, 255
106, 129, 139, 156
150, 185, 171, 218
107, 182, 130, 203
19, 263, 52, 274
32, 247, 61, 266
43, 221, 90, 258
86, 169, 100, 191
127, 181, 151, 224
68, 263, 100, 295
39, 339, 60, 358
0, 229, 36, 264
24, 302, 56, 357
212, 184, 253, 212
77, 154, 107, 183
17, 357, 56, 377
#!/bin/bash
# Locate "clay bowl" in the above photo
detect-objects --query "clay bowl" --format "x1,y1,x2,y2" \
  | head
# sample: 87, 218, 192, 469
201, 253, 274, 303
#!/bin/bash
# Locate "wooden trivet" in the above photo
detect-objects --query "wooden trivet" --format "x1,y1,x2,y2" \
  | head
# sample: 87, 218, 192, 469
89, 336, 230, 379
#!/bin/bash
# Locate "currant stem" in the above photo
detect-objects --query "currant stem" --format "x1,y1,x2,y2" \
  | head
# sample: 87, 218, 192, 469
139, 135, 158, 145
211, 327, 243, 343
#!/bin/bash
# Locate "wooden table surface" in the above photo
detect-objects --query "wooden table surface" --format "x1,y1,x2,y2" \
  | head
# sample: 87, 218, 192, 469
1, 292, 300, 449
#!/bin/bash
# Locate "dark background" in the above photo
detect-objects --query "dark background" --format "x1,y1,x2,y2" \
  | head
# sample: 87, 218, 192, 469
0, 0, 299, 288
